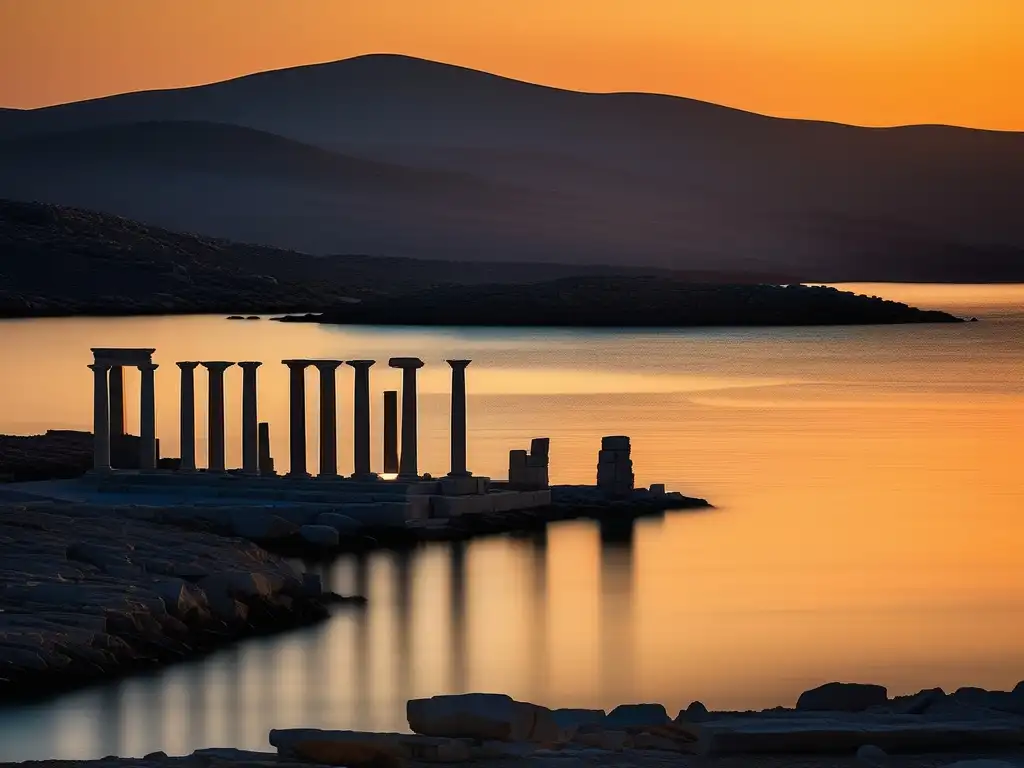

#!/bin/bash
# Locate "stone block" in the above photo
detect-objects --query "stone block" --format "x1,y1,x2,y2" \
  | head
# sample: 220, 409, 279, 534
526, 454, 548, 468
490, 491, 526, 513
439, 476, 480, 497
650, 483, 666, 496
475, 477, 491, 494
530, 437, 550, 458
509, 450, 528, 469
332, 502, 412, 527
796, 682, 889, 712
598, 449, 629, 464
407, 693, 560, 742
430, 494, 495, 518
601, 436, 631, 451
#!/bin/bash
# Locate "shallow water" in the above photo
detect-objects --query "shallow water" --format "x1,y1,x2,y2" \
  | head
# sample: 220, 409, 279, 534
0, 283, 1022, 761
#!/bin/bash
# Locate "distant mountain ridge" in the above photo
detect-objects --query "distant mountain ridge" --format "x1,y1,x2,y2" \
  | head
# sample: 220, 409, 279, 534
1, 53, 1022, 281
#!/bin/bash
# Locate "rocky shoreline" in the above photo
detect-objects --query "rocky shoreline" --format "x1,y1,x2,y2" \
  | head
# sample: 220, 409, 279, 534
4, 686, 1024, 766
0, 501, 347, 703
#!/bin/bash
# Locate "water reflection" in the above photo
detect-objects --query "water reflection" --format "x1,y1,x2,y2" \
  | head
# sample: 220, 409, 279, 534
0, 520, 657, 761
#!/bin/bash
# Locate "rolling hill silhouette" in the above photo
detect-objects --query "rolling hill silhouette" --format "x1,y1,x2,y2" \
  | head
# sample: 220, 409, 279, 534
1, 54, 1022, 280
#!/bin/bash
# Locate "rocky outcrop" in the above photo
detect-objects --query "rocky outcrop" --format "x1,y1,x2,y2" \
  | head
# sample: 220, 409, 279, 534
797, 682, 890, 712
0, 501, 333, 701
266, 687, 1024, 762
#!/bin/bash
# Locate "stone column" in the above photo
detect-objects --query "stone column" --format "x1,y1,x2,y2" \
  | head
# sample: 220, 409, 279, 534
383, 390, 399, 474
347, 360, 376, 479
89, 362, 111, 472
313, 361, 343, 479
176, 362, 199, 472
258, 422, 274, 475
389, 358, 424, 480
284, 360, 310, 477
138, 363, 159, 470
238, 362, 262, 475
447, 360, 471, 477
109, 365, 126, 437
202, 362, 234, 473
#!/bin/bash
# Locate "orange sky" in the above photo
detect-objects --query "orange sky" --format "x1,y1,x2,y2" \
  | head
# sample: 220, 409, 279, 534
1, 0, 1022, 130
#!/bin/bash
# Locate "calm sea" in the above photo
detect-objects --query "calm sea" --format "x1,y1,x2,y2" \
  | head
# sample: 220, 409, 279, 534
0, 283, 1022, 760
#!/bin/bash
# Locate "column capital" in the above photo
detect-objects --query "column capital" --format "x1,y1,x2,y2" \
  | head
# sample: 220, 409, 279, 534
446, 359, 472, 369
176, 361, 201, 370
201, 361, 235, 372
238, 361, 263, 370
389, 357, 424, 370
138, 363, 159, 372
282, 359, 312, 369
310, 359, 345, 371
346, 359, 376, 370
88, 362, 111, 372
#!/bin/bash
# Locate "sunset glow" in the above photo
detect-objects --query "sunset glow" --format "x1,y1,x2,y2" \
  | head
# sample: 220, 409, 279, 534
1, 0, 1021, 130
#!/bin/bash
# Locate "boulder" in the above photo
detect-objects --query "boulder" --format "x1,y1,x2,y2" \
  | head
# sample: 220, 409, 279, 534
676, 701, 710, 722
299, 525, 340, 548
407, 693, 559, 742
604, 703, 671, 728
796, 682, 888, 712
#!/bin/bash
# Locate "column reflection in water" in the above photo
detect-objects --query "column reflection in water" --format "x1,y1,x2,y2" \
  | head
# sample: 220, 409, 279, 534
353, 551, 371, 727
393, 549, 414, 708
528, 530, 550, 700
448, 541, 468, 693
97, 684, 124, 757
599, 517, 637, 705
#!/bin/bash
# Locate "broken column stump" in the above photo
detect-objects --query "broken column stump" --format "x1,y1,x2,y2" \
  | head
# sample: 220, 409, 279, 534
597, 435, 634, 499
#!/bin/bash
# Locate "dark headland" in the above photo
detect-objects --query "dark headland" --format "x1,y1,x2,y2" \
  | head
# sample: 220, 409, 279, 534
276, 278, 963, 328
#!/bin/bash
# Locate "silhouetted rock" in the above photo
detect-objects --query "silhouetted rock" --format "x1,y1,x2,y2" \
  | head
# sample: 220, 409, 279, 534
604, 703, 671, 728
797, 682, 889, 712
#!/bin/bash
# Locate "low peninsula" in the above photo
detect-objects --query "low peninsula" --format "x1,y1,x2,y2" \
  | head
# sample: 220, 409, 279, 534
276, 278, 963, 328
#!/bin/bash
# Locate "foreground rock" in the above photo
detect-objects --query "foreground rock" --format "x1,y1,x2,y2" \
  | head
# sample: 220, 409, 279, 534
0, 501, 338, 701
265, 686, 1024, 762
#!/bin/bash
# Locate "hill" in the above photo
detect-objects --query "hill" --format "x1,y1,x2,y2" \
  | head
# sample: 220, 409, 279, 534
1, 54, 1022, 280
0, 199, 796, 317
